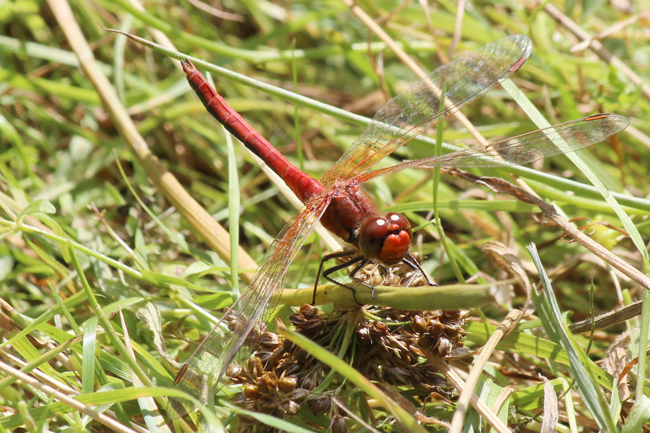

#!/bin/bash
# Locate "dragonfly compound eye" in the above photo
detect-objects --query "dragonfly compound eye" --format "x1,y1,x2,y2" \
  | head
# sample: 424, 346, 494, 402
358, 213, 412, 265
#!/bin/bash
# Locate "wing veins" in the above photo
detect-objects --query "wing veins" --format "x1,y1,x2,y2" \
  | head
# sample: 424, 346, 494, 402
354, 114, 628, 182
173, 196, 331, 408
321, 35, 533, 186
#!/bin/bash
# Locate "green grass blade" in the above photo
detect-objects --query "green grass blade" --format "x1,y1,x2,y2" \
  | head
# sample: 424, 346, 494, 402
527, 242, 617, 432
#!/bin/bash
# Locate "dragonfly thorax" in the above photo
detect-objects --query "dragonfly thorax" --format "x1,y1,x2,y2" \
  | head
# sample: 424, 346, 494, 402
318, 181, 379, 245
358, 212, 412, 265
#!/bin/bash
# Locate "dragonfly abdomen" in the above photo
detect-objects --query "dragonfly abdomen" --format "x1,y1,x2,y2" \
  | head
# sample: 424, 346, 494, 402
183, 60, 326, 203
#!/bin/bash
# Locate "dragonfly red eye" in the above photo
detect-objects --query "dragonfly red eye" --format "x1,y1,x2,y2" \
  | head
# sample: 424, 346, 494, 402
359, 213, 412, 265
386, 212, 411, 233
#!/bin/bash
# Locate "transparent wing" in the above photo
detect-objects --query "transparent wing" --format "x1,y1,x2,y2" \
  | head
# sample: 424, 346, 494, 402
320, 34, 533, 187
353, 114, 629, 183
171, 196, 331, 416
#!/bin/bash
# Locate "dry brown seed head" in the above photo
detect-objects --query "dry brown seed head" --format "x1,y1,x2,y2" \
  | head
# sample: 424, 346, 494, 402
288, 388, 309, 402
307, 395, 332, 416
226, 313, 244, 331
300, 304, 320, 319
247, 356, 264, 378
278, 375, 298, 393
330, 415, 348, 433
300, 318, 327, 335
282, 361, 302, 376
226, 362, 242, 379
257, 350, 274, 363
258, 396, 278, 413
412, 315, 428, 333
437, 338, 453, 356
294, 348, 311, 363
301, 375, 315, 391
282, 339, 296, 351
417, 335, 433, 352
243, 324, 264, 347
258, 371, 278, 393
289, 312, 306, 326
258, 332, 280, 347
243, 384, 260, 399
428, 319, 444, 337
445, 321, 466, 334
443, 310, 462, 320
279, 399, 301, 415
266, 347, 287, 366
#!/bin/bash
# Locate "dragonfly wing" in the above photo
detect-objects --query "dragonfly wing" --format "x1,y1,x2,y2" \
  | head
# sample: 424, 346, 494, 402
171, 196, 331, 415
320, 35, 533, 187
354, 114, 629, 183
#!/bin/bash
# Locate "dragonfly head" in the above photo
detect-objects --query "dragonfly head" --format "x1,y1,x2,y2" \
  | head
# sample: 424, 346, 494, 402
358, 212, 411, 266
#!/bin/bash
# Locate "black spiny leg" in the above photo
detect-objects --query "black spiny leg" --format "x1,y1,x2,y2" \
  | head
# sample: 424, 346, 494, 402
313, 251, 434, 305
322, 255, 368, 306
402, 253, 438, 287
348, 258, 385, 300
312, 250, 359, 305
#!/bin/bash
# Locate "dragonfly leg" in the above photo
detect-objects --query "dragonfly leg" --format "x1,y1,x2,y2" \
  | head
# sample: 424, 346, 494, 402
313, 250, 360, 305
321, 255, 368, 305
341, 257, 370, 304
403, 253, 438, 287
348, 258, 383, 300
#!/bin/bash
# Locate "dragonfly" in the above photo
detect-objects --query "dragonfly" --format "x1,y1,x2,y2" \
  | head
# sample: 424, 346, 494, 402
171, 35, 628, 412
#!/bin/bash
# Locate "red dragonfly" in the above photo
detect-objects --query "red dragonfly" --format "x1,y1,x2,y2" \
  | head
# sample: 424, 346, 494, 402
172, 35, 628, 411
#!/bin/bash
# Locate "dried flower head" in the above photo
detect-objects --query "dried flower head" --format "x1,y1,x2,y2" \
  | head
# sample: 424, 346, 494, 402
228, 256, 467, 429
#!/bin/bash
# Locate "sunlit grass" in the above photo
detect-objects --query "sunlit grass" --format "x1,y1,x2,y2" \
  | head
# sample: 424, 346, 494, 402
1, 0, 649, 431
